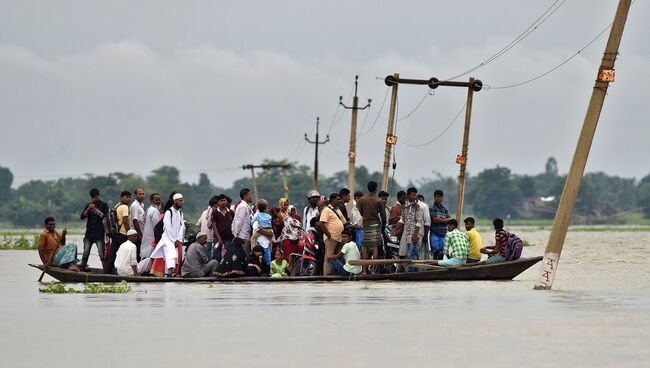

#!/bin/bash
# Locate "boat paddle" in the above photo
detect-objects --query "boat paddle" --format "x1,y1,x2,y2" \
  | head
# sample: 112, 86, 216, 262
38, 227, 67, 282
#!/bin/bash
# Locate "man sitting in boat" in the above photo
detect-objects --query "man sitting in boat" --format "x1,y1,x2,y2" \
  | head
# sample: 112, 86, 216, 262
181, 232, 219, 278
38, 217, 80, 271
326, 228, 362, 277
480, 218, 508, 264
114, 229, 139, 276
429, 219, 469, 267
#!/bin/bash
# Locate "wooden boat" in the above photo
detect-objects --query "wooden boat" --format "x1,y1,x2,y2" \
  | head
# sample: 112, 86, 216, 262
29, 256, 542, 283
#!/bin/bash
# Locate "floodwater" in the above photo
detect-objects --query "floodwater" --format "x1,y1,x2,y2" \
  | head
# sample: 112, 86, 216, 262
1, 230, 649, 368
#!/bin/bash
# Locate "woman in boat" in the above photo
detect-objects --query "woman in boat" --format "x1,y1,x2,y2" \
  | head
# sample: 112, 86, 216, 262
38, 217, 80, 271
278, 205, 304, 263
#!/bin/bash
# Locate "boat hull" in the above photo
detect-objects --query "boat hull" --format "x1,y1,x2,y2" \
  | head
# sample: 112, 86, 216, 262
30, 256, 542, 283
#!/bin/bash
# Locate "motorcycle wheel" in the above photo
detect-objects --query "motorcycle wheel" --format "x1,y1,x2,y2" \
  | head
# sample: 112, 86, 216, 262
290, 259, 318, 277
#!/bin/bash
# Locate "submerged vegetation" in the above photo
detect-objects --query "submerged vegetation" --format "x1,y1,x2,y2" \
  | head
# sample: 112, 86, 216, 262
39, 280, 132, 294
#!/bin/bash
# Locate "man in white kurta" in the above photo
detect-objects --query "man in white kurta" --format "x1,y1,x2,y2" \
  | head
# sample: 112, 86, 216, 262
150, 193, 185, 275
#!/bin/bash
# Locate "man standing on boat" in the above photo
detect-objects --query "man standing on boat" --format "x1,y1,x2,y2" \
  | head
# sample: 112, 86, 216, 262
393, 187, 423, 271
105, 191, 132, 274
357, 181, 387, 274
303, 190, 320, 233
79, 188, 109, 270
232, 188, 253, 255
429, 190, 450, 260
417, 194, 431, 260
389, 190, 406, 226
140, 192, 161, 259
130, 188, 146, 261
150, 193, 185, 276
211, 194, 235, 262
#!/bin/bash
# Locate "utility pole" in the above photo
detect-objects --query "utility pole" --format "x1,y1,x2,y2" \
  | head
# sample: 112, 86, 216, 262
304, 117, 329, 191
242, 163, 292, 203
535, 0, 632, 290
455, 77, 477, 224
340, 75, 371, 193
381, 73, 399, 192
382, 74, 483, 202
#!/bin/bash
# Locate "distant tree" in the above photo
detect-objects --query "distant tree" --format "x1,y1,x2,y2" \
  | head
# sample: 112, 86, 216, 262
638, 174, 650, 218
468, 166, 522, 219
0, 166, 13, 202
545, 157, 558, 177
516, 175, 537, 198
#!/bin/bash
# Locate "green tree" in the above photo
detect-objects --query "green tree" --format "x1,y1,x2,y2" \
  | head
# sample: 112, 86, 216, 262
637, 174, 650, 218
468, 166, 522, 219
0, 166, 13, 202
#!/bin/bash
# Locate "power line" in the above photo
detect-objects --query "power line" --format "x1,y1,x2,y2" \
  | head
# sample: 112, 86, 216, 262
444, 0, 567, 81
488, 20, 614, 90
400, 102, 467, 147
397, 89, 433, 122
359, 87, 390, 136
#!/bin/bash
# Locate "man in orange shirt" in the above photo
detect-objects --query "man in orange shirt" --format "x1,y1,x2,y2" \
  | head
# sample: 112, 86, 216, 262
38, 217, 79, 270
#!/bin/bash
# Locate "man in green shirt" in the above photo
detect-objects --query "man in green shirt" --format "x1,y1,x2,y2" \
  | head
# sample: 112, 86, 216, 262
430, 219, 469, 267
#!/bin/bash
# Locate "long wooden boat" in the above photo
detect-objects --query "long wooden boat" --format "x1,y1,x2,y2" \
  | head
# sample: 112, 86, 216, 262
29, 256, 542, 283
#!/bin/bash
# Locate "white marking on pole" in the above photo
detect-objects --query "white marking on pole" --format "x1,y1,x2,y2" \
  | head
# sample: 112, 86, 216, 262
534, 252, 560, 290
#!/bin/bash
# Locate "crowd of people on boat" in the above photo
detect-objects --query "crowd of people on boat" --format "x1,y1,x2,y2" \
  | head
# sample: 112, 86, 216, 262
38, 181, 518, 278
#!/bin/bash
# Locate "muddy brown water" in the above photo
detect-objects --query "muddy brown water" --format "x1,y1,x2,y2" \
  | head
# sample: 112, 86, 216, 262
1, 230, 649, 367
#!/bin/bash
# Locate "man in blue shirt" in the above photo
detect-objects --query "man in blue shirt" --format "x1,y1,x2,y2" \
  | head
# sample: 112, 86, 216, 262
429, 190, 450, 260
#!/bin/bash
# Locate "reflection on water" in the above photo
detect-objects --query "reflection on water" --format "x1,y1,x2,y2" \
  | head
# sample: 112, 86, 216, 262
1, 230, 649, 368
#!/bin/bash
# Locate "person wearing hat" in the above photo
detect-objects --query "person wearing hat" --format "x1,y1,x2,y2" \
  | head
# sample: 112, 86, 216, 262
150, 193, 186, 276
181, 232, 219, 278
302, 190, 320, 233
114, 229, 140, 276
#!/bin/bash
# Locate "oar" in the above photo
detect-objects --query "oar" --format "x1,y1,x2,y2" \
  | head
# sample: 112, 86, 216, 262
38, 248, 58, 282
349, 259, 444, 266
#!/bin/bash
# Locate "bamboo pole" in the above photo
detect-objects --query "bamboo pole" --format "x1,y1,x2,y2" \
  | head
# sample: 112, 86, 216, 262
455, 77, 475, 224
535, 0, 632, 290
381, 73, 399, 192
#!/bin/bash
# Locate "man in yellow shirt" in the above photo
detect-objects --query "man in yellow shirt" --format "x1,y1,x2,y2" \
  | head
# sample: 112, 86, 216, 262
106, 191, 132, 273
464, 217, 482, 263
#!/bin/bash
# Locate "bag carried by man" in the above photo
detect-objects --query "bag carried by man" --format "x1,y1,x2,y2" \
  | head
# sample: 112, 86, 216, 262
103, 207, 119, 237
505, 232, 524, 261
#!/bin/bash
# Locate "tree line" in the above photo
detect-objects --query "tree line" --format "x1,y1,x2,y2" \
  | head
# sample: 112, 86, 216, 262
1, 157, 649, 228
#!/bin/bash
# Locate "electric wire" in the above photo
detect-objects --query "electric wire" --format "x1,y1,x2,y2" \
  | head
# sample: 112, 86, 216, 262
397, 89, 433, 122
443, 0, 568, 82
400, 102, 467, 147
488, 20, 615, 90
359, 87, 390, 136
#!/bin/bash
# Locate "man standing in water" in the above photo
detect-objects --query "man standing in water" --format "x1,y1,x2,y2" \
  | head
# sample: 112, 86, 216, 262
79, 188, 109, 270
150, 193, 185, 276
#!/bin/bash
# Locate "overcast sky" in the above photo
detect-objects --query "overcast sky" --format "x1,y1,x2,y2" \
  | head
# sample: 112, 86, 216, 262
1, 0, 648, 189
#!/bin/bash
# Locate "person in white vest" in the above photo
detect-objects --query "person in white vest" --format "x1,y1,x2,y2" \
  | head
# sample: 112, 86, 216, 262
150, 193, 185, 276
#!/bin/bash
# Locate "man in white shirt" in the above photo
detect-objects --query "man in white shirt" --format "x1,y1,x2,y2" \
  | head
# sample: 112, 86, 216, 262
150, 193, 186, 276
417, 194, 432, 259
303, 190, 320, 232
140, 192, 161, 259
196, 196, 217, 259
115, 230, 139, 276
130, 188, 146, 260
231, 188, 253, 255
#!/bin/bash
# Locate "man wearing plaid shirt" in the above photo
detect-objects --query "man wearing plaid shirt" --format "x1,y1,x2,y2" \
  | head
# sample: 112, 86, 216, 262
431, 219, 469, 267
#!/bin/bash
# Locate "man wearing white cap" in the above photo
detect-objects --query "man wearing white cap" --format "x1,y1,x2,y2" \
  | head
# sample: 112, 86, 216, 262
114, 229, 139, 276
150, 193, 186, 276
181, 232, 218, 278
303, 190, 320, 233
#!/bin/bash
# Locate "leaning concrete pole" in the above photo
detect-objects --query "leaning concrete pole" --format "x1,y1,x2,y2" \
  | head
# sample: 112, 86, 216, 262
535, 0, 632, 290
